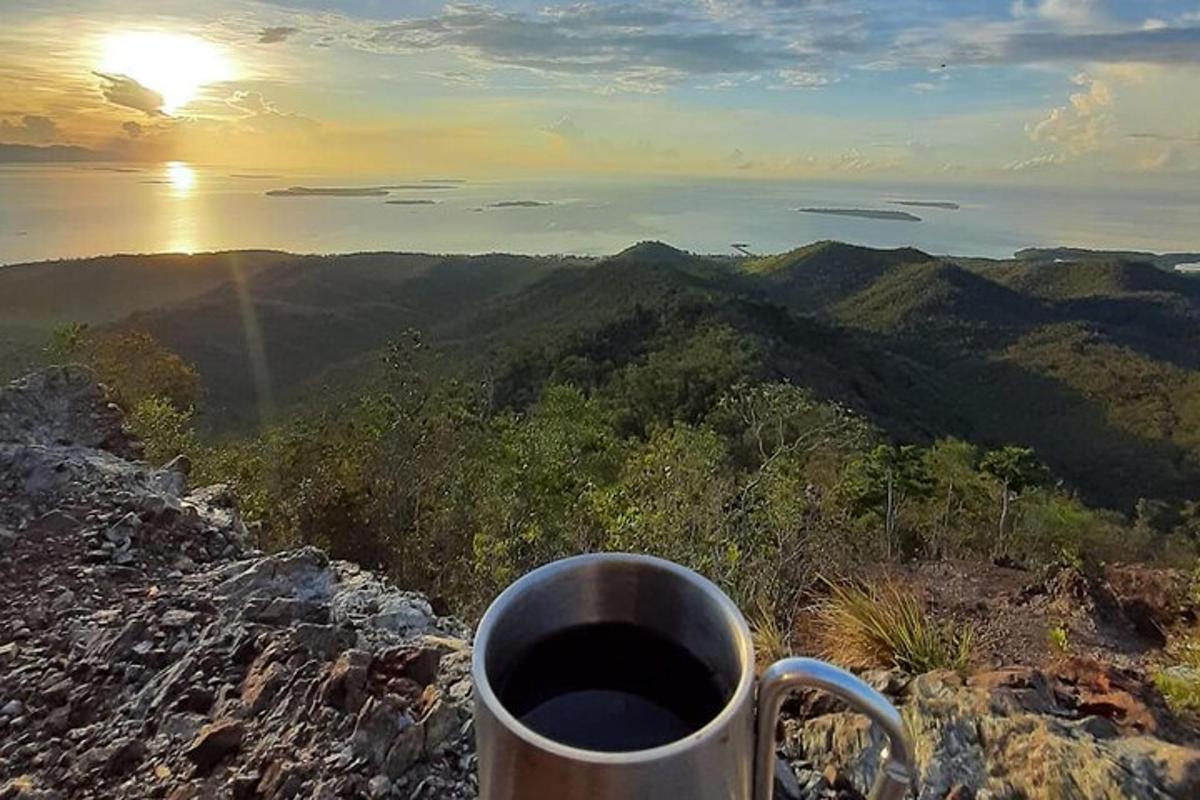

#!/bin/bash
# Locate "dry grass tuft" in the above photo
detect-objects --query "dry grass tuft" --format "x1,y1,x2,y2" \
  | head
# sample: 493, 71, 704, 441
815, 576, 975, 674
750, 597, 793, 671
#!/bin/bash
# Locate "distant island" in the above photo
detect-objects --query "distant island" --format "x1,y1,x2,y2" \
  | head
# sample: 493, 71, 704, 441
488, 200, 552, 208
1016, 246, 1200, 272
385, 199, 439, 206
266, 186, 389, 197
422, 178, 467, 184
890, 200, 960, 210
231, 173, 281, 179
798, 207, 921, 222
377, 184, 458, 190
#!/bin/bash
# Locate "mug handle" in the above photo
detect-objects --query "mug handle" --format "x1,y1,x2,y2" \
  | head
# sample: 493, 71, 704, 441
753, 658, 915, 800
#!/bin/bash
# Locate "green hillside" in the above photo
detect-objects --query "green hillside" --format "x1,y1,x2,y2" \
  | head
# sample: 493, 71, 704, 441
6, 241, 1200, 513
747, 241, 935, 313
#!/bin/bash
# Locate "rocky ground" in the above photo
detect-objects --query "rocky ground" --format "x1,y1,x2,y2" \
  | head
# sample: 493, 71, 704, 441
2, 366, 1200, 799
0, 367, 475, 799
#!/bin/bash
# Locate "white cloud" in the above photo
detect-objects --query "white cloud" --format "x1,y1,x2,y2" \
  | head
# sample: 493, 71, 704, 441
1027, 71, 1113, 155
830, 148, 873, 171
774, 69, 837, 88
1004, 153, 1064, 170
1010, 0, 1106, 28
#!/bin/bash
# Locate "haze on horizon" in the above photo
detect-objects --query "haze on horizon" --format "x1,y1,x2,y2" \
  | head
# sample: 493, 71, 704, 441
1, 0, 1198, 184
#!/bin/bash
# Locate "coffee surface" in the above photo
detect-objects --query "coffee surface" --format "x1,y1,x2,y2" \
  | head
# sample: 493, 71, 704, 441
497, 622, 727, 752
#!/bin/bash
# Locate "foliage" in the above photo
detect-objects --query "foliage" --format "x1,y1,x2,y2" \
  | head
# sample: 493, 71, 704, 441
99, 313, 1199, 619
48, 322, 89, 358
127, 396, 199, 465
815, 577, 975, 674
1154, 634, 1200, 715
981, 446, 1048, 554
840, 444, 933, 558
47, 325, 201, 413
1048, 624, 1070, 655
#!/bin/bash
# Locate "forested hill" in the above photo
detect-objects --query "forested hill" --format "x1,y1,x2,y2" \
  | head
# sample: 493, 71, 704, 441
4, 240, 1199, 512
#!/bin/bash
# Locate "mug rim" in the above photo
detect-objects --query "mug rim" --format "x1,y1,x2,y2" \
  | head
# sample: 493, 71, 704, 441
471, 552, 756, 765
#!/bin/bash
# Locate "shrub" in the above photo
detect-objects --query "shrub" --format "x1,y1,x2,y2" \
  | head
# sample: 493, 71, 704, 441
815, 577, 975, 674
1154, 634, 1200, 715
126, 395, 199, 466
1047, 623, 1070, 655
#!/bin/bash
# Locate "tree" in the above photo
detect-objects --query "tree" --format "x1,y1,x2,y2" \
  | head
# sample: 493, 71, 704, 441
920, 438, 991, 558
842, 444, 932, 558
980, 446, 1047, 552
52, 327, 202, 412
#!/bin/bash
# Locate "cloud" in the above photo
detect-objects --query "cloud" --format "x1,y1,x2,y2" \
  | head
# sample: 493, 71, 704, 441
830, 149, 873, 171
1004, 153, 1064, 171
122, 121, 144, 138
774, 69, 836, 88
424, 70, 486, 87
1139, 145, 1188, 171
0, 114, 59, 144
259, 26, 301, 44
1003, 26, 1200, 64
254, 25, 296, 43
1126, 131, 1200, 145
94, 72, 164, 115
226, 90, 320, 135
1027, 71, 1113, 156
1010, 0, 1106, 28
882, 15, 1200, 69
353, 2, 836, 91
542, 116, 584, 141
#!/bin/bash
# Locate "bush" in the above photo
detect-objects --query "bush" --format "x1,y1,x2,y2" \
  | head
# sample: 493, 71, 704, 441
815, 577, 975, 674
1154, 634, 1200, 715
126, 395, 199, 465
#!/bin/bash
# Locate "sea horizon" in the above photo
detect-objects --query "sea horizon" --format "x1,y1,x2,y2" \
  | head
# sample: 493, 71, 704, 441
3, 162, 1199, 266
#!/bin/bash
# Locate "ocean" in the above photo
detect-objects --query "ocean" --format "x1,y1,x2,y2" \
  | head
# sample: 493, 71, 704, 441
2, 162, 1198, 265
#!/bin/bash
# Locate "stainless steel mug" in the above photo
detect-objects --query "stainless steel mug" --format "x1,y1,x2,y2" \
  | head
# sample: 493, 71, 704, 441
472, 553, 914, 800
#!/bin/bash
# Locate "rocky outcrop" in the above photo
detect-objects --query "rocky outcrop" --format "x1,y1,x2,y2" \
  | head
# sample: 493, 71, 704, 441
0, 368, 475, 799
781, 665, 1200, 799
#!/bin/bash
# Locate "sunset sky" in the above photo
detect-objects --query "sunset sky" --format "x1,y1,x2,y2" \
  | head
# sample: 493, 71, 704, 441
2, 0, 1199, 181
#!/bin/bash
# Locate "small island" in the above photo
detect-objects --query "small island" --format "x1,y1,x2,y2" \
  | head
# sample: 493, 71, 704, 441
231, 173, 281, 179
797, 207, 921, 222
488, 200, 552, 208
890, 200, 960, 210
385, 199, 439, 206
266, 186, 389, 197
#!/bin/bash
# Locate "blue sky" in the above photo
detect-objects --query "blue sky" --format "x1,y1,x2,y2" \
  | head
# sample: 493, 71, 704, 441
1, 0, 1198, 179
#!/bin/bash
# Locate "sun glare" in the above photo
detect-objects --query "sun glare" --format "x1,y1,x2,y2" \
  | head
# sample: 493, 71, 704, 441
166, 161, 196, 193
100, 32, 233, 114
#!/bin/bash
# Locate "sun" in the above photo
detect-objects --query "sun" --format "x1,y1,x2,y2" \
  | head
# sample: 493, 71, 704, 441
100, 32, 234, 115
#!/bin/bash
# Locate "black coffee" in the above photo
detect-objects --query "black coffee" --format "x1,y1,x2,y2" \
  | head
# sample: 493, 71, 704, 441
497, 622, 727, 752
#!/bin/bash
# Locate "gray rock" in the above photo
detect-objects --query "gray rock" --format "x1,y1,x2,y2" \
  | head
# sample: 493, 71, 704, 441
383, 715, 424, 779
2, 699, 24, 717
368, 775, 392, 798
